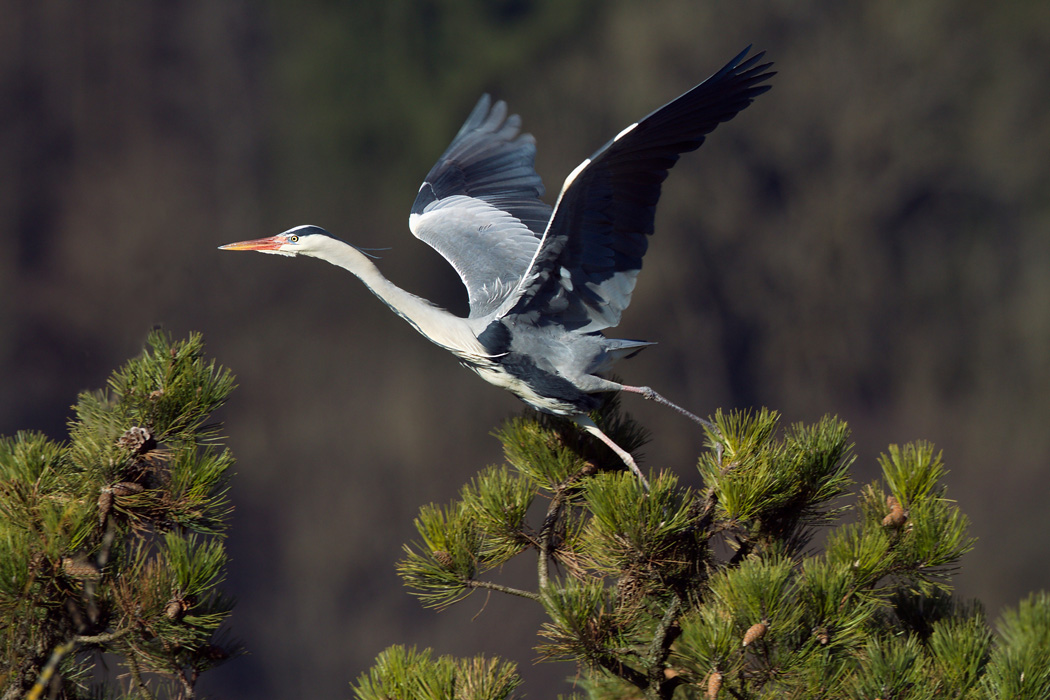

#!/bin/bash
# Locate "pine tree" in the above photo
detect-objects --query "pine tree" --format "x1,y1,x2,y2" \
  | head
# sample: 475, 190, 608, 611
11, 333, 1048, 699
362, 399, 1050, 699
0, 332, 237, 699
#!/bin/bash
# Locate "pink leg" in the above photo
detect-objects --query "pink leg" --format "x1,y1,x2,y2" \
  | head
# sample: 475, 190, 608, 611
572, 415, 650, 492
619, 385, 715, 430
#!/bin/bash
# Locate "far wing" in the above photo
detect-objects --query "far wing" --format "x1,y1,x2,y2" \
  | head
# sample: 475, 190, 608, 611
410, 95, 553, 318
500, 47, 774, 332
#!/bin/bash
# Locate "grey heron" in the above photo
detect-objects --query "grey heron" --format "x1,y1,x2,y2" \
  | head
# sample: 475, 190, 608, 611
220, 46, 773, 490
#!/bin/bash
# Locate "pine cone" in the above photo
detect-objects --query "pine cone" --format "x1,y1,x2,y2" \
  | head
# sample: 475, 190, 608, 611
616, 570, 646, 611
117, 426, 156, 455
111, 481, 145, 496
165, 598, 189, 621
62, 556, 101, 579
97, 488, 114, 525
432, 550, 454, 568
742, 620, 769, 646
882, 503, 908, 528
706, 670, 723, 699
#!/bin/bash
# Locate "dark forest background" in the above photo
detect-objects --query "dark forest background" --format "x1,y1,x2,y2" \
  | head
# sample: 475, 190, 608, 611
3, 1, 1049, 697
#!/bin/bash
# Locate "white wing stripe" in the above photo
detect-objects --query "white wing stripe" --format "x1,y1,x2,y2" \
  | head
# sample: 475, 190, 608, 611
614, 122, 639, 141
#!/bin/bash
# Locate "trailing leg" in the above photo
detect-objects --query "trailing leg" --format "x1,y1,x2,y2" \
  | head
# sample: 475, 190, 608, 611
572, 415, 650, 492
619, 384, 716, 430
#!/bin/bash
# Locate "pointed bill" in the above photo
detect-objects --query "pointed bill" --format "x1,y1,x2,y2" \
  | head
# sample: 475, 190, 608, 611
218, 236, 284, 252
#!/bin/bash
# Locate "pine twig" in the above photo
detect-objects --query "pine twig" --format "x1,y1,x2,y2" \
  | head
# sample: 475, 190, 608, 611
646, 595, 682, 666
23, 626, 136, 700
537, 490, 567, 589
75, 627, 134, 644
25, 640, 75, 700
172, 663, 196, 700
466, 578, 540, 602
645, 595, 684, 699
537, 464, 593, 589
126, 650, 157, 700
594, 654, 649, 691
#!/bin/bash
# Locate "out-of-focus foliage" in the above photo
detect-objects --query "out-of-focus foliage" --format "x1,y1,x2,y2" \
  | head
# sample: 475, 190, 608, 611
271, 0, 603, 215
0, 332, 237, 699
3, 2, 1049, 698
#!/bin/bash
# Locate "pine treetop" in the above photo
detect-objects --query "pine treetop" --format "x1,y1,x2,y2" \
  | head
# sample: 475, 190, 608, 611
0, 331, 237, 700
378, 401, 1049, 700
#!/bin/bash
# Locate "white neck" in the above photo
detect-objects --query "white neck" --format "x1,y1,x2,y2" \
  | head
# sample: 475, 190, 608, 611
304, 236, 485, 356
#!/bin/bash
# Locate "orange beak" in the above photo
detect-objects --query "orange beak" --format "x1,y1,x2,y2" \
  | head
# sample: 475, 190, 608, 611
218, 236, 284, 252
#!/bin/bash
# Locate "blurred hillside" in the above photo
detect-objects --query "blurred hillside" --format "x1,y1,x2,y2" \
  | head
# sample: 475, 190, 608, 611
2, 1, 1049, 698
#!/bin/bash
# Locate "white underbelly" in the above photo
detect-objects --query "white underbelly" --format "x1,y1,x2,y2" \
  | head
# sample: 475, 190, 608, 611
465, 360, 578, 416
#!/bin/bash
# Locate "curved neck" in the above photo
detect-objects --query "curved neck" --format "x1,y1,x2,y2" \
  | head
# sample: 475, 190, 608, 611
305, 236, 483, 355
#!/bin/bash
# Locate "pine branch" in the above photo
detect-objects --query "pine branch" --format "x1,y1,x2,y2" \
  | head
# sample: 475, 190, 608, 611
1, 331, 238, 699
593, 654, 649, 691
645, 595, 684, 699
126, 651, 158, 700
75, 627, 134, 644
537, 489, 567, 590
23, 640, 75, 700
466, 579, 541, 602
381, 406, 1050, 700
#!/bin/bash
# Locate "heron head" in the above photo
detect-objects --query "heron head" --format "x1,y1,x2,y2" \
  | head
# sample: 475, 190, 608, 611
218, 225, 332, 257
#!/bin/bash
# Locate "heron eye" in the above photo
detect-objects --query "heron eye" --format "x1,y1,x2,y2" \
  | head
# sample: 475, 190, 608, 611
288, 235, 299, 243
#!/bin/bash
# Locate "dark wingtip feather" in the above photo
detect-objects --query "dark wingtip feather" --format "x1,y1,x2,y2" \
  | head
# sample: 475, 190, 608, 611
718, 45, 776, 95
503, 45, 775, 332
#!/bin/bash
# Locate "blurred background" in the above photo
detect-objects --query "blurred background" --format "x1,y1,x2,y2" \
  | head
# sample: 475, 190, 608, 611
3, 0, 1049, 697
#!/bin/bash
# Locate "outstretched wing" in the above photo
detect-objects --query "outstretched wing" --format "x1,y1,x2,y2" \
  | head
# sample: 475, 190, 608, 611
499, 46, 774, 332
409, 95, 553, 319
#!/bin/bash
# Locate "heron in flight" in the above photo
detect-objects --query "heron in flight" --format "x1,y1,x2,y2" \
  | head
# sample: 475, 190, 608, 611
221, 47, 773, 490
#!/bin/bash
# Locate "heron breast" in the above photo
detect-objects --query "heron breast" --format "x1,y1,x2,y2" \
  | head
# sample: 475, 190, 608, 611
460, 353, 596, 416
